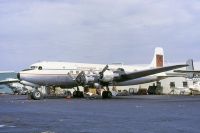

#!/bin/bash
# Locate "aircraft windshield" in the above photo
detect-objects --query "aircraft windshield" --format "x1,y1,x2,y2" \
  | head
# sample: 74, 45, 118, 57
30, 66, 38, 69
30, 66, 42, 70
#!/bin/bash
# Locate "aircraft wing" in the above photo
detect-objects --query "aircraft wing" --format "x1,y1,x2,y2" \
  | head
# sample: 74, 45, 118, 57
115, 64, 187, 82
0, 78, 19, 85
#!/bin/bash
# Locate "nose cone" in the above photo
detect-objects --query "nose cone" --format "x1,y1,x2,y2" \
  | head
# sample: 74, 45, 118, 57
17, 73, 20, 80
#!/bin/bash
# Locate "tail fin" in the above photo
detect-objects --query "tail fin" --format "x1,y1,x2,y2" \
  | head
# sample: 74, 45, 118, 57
186, 59, 194, 78
150, 47, 164, 68
173, 59, 195, 78
186, 59, 194, 71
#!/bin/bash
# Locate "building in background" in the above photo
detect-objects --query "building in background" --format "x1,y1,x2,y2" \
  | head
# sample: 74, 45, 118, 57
116, 61, 200, 95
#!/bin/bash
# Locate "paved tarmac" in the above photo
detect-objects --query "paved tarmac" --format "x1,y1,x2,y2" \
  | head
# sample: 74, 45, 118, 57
0, 95, 200, 133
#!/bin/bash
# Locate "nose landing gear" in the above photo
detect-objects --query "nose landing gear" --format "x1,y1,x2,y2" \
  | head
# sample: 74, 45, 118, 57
30, 90, 43, 100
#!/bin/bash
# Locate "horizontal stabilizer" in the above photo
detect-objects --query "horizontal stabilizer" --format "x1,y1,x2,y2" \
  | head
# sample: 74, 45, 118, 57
173, 59, 200, 79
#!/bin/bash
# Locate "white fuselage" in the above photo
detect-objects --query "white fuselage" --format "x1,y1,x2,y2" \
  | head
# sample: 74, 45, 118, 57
18, 47, 166, 88
19, 61, 165, 88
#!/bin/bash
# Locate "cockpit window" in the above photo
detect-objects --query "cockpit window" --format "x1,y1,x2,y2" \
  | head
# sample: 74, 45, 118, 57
30, 66, 37, 69
38, 66, 42, 70
30, 66, 42, 70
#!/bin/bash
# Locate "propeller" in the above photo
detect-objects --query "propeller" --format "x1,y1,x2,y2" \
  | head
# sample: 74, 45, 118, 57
75, 65, 110, 87
99, 65, 109, 79
75, 71, 86, 86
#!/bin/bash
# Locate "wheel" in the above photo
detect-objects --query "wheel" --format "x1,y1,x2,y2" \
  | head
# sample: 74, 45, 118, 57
31, 90, 43, 100
107, 91, 112, 98
73, 91, 84, 98
65, 91, 72, 97
102, 91, 112, 99
102, 91, 107, 99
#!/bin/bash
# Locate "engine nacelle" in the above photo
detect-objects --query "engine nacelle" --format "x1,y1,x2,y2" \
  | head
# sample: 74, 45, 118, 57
100, 70, 114, 82
84, 75, 99, 85
20, 80, 39, 87
76, 69, 116, 87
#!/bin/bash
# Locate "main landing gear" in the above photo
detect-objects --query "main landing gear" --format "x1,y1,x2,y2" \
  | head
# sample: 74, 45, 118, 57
102, 86, 112, 99
102, 91, 112, 99
73, 86, 84, 98
73, 91, 84, 98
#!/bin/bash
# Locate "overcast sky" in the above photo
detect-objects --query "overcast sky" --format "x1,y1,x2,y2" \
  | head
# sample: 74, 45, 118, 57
1, 0, 200, 71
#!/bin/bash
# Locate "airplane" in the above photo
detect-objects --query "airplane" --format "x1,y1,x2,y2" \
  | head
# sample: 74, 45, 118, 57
174, 59, 200, 78
171, 81, 200, 95
188, 81, 200, 94
8, 47, 186, 100
173, 59, 200, 94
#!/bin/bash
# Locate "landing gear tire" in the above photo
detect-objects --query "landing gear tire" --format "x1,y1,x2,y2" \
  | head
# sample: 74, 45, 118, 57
102, 91, 112, 99
65, 91, 72, 97
73, 91, 84, 98
31, 90, 43, 100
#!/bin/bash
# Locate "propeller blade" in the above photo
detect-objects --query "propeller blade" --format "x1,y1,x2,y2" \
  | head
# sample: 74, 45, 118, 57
99, 65, 109, 79
75, 71, 86, 86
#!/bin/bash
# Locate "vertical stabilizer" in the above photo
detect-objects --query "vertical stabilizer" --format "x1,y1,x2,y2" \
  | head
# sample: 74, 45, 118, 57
186, 59, 194, 79
150, 47, 164, 68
